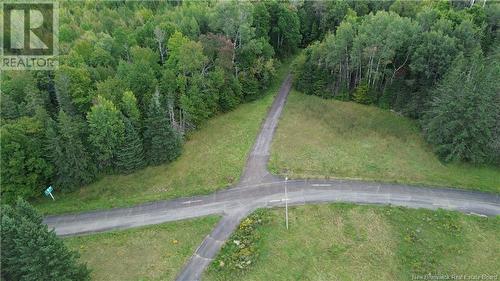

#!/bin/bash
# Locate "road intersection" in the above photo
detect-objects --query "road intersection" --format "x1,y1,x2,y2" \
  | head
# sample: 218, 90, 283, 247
43, 74, 500, 281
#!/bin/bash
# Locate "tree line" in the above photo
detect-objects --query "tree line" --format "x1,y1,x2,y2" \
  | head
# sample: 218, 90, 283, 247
1, 1, 498, 280
1, 1, 302, 203
295, 0, 499, 165
2, 0, 499, 205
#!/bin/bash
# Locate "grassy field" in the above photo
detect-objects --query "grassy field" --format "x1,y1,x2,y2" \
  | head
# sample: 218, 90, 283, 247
34, 59, 293, 215
269, 91, 500, 193
65, 215, 219, 281
205, 204, 500, 281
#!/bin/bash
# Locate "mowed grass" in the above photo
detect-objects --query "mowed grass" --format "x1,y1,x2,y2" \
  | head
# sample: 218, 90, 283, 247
269, 91, 500, 193
65, 215, 219, 281
34, 59, 293, 215
205, 204, 500, 281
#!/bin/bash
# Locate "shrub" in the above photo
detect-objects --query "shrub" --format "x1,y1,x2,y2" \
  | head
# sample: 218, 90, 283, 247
209, 209, 270, 273
335, 87, 351, 101
378, 90, 395, 109
352, 84, 372, 104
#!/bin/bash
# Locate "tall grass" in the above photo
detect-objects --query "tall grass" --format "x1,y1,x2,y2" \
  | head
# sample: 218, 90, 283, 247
270, 91, 500, 193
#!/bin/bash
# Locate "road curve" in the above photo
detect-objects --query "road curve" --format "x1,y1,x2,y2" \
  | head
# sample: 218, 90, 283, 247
42, 73, 500, 281
44, 180, 500, 237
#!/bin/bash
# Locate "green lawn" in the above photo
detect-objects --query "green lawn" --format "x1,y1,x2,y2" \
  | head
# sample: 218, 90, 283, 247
269, 91, 500, 193
65, 215, 219, 281
205, 204, 500, 281
34, 59, 293, 215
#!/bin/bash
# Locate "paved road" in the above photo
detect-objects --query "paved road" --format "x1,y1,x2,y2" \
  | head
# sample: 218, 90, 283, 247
239, 74, 292, 185
44, 179, 500, 237
43, 74, 500, 281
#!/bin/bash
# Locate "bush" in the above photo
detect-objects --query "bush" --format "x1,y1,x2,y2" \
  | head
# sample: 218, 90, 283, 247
239, 72, 260, 101
334, 85, 351, 101
209, 209, 270, 273
378, 89, 396, 109
352, 84, 373, 104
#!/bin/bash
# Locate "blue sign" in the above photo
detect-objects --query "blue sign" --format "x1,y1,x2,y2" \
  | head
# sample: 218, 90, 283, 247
44, 186, 55, 200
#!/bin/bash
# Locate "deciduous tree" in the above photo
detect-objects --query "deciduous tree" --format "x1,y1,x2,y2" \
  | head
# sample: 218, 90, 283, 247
54, 66, 94, 116
1, 115, 53, 203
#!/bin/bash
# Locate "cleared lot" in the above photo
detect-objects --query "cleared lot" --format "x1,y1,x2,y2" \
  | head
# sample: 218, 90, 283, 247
64, 216, 219, 281
270, 91, 500, 193
205, 204, 500, 281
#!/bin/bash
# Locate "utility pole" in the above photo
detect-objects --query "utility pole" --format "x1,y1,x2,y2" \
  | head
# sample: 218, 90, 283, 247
285, 177, 289, 230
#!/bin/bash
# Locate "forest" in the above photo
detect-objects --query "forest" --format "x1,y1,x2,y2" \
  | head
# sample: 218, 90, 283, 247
1, 0, 302, 203
1, 0, 499, 205
295, 0, 499, 164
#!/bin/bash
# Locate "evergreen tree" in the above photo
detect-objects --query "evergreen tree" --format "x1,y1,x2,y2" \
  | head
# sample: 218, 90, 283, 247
179, 76, 213, 126
120, 91, 141, 127
144, 91, 182, 165
46, 111, 95, 191
423, 50, 500, 164
87, 96, 125, 170
1, 199, 91, 281
115, 117, 145, 173
1, 71, 42, 120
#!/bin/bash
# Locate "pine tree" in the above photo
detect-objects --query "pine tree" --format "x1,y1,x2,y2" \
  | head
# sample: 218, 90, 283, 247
46, 111, 95, 191
1, 199, 90, 281
120, 91, 141, 128
115, 117, 145, 173
144, 91, 182, 165
87, 96, 125, 170
423, 49, 500, 164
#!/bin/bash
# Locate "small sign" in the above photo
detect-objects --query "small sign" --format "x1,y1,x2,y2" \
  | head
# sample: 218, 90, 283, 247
44, 186, 55, 200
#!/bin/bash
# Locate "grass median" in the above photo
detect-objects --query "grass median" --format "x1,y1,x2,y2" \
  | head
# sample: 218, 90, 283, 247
269, 91, 500, 193
65, 215, 219, 281
205, 204, 499, 281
